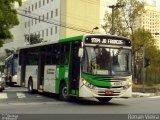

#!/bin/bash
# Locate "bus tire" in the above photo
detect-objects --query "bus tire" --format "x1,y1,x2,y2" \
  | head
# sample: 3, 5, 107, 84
59, 82, 68, 101
97, 97, 112, 103
28, 79, 34, 94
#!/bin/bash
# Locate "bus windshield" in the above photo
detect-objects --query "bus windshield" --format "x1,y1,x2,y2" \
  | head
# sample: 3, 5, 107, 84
82, 46, 132, 76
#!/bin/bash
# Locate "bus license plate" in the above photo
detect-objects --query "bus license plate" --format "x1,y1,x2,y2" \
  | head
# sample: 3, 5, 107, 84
112, 82, 122, 87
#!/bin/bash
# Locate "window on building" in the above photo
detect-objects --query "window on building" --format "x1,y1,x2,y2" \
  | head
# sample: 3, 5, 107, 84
43, 14, 45, 20
46, 29, 48, 36
39, 16, 41, 23
47, 12, 49, 19
35, 2, 37, 9
32, 4, 34, 11
32, 19, 33, 26
55, 9, 58, 16
42, 30, 44, 37
39, 1, 41, 8
25, 9, 27, 14
35, 19, 37, 24
43, 0, 45, 5
25, 22, 27, 28
28, 6, 30, 12
55, 26, 57, 34
51, 11, 53, 18
50, 27, 53, 35
28, 20, 30, 27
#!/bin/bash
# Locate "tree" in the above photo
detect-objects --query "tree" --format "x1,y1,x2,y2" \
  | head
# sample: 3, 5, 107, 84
25, 34, 43, 45
5, 49, 15, 56
0, 0, 22, 47
103, 0, 160, 84
103, 0, 144, 37
133, 28, 155, 83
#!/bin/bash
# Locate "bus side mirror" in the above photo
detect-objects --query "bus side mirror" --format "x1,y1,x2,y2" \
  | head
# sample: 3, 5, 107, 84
78, 48, 83, 58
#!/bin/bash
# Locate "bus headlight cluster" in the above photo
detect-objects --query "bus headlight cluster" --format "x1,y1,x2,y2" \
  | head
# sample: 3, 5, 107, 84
123, 81, 132, 89
82, 78, 95, 89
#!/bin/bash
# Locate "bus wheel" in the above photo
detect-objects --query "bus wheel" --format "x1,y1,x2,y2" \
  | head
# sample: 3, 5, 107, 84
97, 98, 112, 103
59, 82, 68, 101
28, 80, 34, 94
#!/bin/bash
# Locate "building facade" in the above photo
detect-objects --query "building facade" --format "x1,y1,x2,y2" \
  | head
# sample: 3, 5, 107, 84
134, 5, 160, 49
0, 0, 100, 57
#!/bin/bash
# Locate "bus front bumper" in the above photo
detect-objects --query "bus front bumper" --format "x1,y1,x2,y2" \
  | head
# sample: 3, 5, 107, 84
79, 84, 132, 98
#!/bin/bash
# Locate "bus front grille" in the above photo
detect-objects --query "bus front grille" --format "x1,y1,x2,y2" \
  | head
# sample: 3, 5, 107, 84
98, 91, 120, 96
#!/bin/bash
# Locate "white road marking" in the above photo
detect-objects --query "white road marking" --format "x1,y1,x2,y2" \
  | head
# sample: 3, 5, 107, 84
36, 95, 42, 98
5, 87, 10, 90
149, 96, 160, 99
8, 101, 67, 105
16, 92, 26, 98
0, 93, 8, 99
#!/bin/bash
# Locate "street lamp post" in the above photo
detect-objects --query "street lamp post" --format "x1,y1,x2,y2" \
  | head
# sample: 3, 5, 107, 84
24, 9, 31, 44
142, 45, 146, 93
109, 3, 125, 35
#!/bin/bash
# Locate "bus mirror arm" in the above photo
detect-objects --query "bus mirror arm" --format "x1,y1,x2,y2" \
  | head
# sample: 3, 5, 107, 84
78, 48, 83, 58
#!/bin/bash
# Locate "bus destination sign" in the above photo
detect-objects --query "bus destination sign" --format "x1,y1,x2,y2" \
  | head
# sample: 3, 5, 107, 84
85, 36, 131, 46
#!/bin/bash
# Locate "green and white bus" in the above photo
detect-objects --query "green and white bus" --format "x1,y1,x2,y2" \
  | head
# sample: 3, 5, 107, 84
17, 34, 132, 103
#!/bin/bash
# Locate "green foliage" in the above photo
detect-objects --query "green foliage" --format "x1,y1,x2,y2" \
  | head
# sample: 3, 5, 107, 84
0, 0, 22, 46
5, 49, 14, 56
103, 0, 144, 37
103, 0, 160, 84
25, 34, 43, 45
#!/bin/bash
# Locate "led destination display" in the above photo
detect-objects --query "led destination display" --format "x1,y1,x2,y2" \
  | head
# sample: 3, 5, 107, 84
85, 36, 131, 46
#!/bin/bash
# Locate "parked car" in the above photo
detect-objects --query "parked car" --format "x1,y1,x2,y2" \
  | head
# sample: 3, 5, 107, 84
0, 73, 5, 92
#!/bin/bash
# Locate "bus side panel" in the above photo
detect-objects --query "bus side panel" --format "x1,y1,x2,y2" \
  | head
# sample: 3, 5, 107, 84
25, 65, 38, 90
55, 65, 69, 94
43, 65, 56, 93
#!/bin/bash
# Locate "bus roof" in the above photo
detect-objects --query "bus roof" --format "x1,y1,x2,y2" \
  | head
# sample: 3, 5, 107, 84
18, 34, 131, 50
18, 35, 84, 50
59, 35, 83, 43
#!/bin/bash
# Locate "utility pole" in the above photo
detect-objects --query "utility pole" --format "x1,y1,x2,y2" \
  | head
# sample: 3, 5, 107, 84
109, 3, 124, 35
24, 8, 31, 44
142, 45, 146, 93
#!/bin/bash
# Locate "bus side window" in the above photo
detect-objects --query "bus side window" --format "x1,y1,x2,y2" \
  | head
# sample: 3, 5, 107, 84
60, 43, 70, 65
26, 54, 38, 65
45, 44, 61, 65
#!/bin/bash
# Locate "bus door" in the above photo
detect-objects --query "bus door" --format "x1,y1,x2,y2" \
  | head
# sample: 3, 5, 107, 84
20, 54, 26, 86
38, 53, 45, 90
69, 41, 81, 94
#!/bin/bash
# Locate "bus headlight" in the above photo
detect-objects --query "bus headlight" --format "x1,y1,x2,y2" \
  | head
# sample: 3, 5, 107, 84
81, 78, 95, 89
123, 81, 132, 89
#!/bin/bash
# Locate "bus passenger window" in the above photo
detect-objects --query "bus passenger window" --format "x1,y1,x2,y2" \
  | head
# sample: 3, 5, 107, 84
60, 43, 70, 65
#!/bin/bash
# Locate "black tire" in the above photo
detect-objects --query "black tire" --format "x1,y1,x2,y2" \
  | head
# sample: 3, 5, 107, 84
28, 80, 34, 94
59, 82, 69, 101
97, 98, 112, 103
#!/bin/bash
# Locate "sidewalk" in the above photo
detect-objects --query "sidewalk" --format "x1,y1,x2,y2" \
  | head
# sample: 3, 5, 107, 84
132, 92, 155, 98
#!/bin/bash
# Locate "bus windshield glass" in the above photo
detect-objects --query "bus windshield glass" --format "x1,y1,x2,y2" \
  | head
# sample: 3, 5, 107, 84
82, 46, 131, 76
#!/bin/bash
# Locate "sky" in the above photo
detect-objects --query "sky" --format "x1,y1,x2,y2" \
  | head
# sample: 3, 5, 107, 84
144, 0, 160, 11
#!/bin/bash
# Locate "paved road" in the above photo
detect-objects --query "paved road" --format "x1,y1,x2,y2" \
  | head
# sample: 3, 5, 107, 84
0, 86, 59, 104
0, 86, 160, 120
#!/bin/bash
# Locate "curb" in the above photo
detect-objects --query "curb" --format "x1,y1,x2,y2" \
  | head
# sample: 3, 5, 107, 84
132, 92, 155, 98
